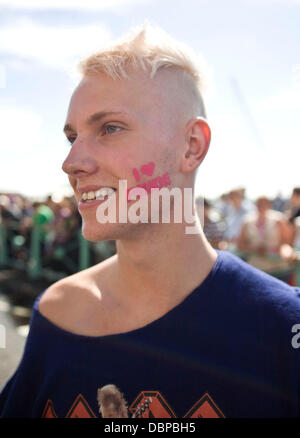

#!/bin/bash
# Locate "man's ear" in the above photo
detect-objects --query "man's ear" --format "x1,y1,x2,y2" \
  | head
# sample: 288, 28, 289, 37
181, 117, 211, 173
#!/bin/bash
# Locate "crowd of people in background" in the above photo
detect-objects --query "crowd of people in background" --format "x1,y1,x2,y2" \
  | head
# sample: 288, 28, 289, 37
0, 187, 299, 282
196, 187, 300, 283
0, 193, 116, 274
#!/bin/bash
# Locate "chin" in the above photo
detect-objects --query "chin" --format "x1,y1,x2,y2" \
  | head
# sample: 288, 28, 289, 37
81, 223, 114, 242
81, 221, 134, 242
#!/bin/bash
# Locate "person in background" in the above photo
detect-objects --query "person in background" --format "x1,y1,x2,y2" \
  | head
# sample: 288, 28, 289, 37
279, 188, 300, 267
286, 187, 300, 224
237, 187, 254, 212
237, 196, 293, 275
217, 192, 231, 218
272, 192, 288, 212
222, 188, 254, 246
292, 217, 300, 250
196, 197, 225, 249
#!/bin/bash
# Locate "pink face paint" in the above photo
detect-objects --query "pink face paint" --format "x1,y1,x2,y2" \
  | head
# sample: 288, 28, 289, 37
132, 168, 140, 182
147, 178, 157, 190
137, 182, 150, 193
161, 172, 171, 186
128, 163, 171, 202
127, 183, 149, 202
140, 162, 155, 177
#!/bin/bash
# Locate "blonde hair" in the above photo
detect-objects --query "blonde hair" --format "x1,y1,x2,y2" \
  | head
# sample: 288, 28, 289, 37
78, 23, 209, 118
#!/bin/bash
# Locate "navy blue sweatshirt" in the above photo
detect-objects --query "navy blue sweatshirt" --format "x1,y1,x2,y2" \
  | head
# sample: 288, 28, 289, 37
1, 251, 300, 418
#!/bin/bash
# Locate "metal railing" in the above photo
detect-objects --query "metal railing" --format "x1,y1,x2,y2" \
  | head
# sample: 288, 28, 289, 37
0, 221, 114, 281
0, 222, 299, 286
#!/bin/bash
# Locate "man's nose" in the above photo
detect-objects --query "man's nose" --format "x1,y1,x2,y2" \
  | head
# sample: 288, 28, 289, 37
62, 145, 98, 176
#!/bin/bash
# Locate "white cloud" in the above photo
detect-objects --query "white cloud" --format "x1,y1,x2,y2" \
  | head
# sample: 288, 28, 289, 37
242, 0, 300, 5
0, 102, 70, 197
0, 0, 148, 10
259, 88, 300, 112
0, 103, 42, 154
0, 18, 112, 71
195, 113, 298, 200
0, 103, 42, 194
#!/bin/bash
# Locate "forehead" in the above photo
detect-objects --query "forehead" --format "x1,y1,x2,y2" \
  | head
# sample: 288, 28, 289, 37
66, 70, 162, 123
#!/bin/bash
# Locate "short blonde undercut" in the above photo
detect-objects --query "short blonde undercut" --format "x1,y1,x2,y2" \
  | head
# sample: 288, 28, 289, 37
78, 23, 209, 119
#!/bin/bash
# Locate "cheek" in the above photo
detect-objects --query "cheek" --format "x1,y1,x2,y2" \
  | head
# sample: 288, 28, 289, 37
113, 154, 136, 177
109, 134, 178, 185
160, 141, 180, 175
68, 175, 76, 189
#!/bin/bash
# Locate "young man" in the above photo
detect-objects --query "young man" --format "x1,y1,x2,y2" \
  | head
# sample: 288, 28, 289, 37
1, 24, 300, 419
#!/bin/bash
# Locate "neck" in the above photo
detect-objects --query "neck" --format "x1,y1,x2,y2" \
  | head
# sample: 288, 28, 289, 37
112, 219, 217, 312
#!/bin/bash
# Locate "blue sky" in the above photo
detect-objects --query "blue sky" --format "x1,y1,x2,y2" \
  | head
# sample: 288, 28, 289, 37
0, 0, 299, 201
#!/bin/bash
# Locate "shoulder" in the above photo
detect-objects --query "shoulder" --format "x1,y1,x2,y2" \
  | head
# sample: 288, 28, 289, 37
37, 276, 85, 327
37, 254, 117, 330
217, 251, 300, 324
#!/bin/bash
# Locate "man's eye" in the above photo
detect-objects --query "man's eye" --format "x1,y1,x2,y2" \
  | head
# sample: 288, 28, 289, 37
102, 125, 123, 135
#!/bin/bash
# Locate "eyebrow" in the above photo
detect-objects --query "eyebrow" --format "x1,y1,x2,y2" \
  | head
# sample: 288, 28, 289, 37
63, 111, 126, 134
